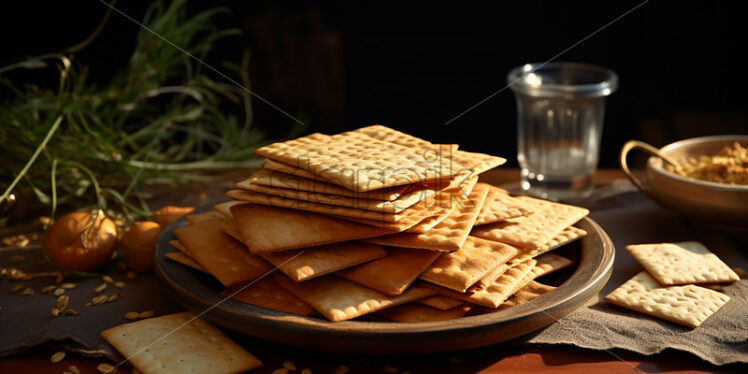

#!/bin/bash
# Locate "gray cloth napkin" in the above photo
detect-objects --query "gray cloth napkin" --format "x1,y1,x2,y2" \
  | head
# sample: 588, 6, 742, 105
524, 186, 748, 365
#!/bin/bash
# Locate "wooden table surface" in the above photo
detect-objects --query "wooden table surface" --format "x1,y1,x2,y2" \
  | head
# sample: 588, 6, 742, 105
0, 168, 744, 373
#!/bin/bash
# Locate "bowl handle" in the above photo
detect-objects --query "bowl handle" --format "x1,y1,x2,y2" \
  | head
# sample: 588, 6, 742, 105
619, 140, 678, 197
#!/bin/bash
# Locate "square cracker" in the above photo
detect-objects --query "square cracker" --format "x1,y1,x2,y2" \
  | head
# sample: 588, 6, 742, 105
101, 311, 262, 374
626, 241, 739, 285
419, 236, 518, 292
469, 262, 511, 293
497, 281, 556, 310
237, 179, 432, 214
260, 241, 387, 282
173, 220, 274, 287
531, 253, 574, 278
604, 271, 731, 328
418, 295, 464, 310
243, 168, 408, 201
452, 150, 507, 175
378, 303, 472, 322
471, 196, 588, 249
231, 204, 398, 253
274, 274, 437, 321
336, 247, 441, 296
428, 259, 537, 308
474, 184, 533, 225
220, 278, 315, 316
254, 131, 466, 192
228, 189, 415, 222
509, 226, 587, 266
365, 183, 489, 251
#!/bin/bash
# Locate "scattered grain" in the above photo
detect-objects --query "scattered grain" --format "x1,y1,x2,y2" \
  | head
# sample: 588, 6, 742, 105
50, 351, 66, 363
93, 283, 107, 294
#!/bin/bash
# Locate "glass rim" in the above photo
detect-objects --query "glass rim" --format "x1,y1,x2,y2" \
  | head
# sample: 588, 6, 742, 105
507, 62, 618, 98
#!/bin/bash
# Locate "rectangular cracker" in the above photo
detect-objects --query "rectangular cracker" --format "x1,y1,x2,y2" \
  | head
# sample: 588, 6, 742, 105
260, 241, 387, 282
220, 278, 316, 316
531, 253, 574, 278
418, 295, 464, 310
419, 236, 518, 292
474, 184, 533, 225
626, 241, 740, 285
237, 179, 433, 214
168, 239, 192, 256
604, 271, 731, 328
274, 274, 437, 321
219, 219, 244, 243
378, 303, 472, 322
428, 259, 537, 308
471, 196, 589, 249
365, 183, 489, 251
231, 204, 398, 253
173, 220, 274, 287
228, 189, 413, 222
165, 252, 207, 273
497, 281, 556, 310
101, 312, 263, 374
243, 168, 408, 201
254, 131, 466, 192
336, 247, 441, 296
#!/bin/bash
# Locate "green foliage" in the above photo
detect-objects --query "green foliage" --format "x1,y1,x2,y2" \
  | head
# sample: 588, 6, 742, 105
0, 0, 269, 222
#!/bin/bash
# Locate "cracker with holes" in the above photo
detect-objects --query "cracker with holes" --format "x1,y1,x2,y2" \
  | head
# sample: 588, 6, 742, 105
626, 241, 739, 285
474, 184, 533, 225
531, 253, 574, 278
254, 131, 466, 191
101, 311, 262, 374
365, 183, 489, 251
274, 274, 437, 321
472, 196, 588, 249
605, 271, 730, 328
420, 236, 518, 292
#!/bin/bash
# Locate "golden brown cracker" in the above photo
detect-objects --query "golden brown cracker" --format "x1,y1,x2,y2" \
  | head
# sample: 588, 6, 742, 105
417, 295, 464, 310
220, 278, 315, 316
101, 312, 262, 374
378, 303, 472, 322
531, 253, 574, 278
231, 203, 398, 252
165, 252, 207, 273
474, 184, 533, 225
365, 183, 489, 251
260, 241, 387, 282
337, 247, 441, 296
274, 274, 437, 321
498, 281, 556, 310
419, 236, 518, 292
471, 196, 588, 249
173, 220, 274, 287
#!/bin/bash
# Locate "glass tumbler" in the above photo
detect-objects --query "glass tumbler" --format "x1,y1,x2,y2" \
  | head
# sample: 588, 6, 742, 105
508, 62, 618, 201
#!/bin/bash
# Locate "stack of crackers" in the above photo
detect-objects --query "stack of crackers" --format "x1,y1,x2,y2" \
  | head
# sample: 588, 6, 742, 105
605, 241, 740, 328
166, 125, 590, 322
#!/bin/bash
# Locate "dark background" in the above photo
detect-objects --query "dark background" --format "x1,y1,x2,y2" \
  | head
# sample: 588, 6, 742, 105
2, 0, 747, 168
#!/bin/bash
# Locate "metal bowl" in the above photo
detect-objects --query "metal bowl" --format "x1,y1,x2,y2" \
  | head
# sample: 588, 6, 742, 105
620, 135, 748, 231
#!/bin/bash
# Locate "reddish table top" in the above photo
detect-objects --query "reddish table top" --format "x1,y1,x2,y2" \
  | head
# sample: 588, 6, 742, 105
0, 168, 743, 373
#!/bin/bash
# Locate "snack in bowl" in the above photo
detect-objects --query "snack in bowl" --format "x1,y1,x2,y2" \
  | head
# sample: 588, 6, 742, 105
666, 142, 747, 185
162, 125, 590, 322
620, 136, 748, 230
